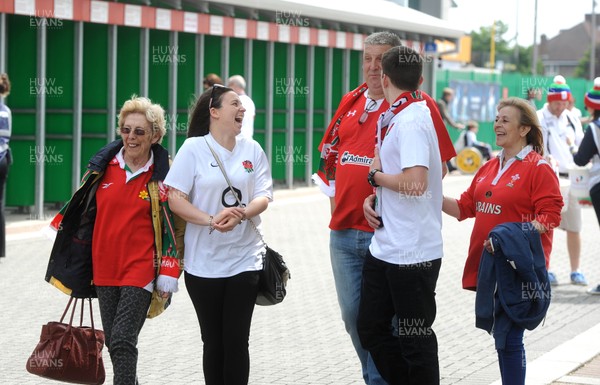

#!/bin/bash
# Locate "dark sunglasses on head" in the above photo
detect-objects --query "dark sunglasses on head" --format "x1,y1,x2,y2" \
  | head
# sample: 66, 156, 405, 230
120, 127, 148, 136
209, 84, 228, 109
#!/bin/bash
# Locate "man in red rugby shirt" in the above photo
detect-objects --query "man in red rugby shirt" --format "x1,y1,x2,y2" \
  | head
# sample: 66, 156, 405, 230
314, 32, 456, 384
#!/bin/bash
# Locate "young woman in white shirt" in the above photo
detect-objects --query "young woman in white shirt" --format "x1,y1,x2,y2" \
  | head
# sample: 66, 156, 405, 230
165, 85, 273, 385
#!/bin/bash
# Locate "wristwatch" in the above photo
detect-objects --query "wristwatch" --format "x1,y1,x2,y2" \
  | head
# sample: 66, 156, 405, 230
367, 169, 381, 187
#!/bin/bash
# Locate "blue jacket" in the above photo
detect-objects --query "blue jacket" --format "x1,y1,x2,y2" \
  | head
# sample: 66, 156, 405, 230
475, 222, 551, 349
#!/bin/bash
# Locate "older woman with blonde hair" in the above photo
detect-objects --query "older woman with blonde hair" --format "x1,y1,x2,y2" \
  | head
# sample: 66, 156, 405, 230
46, 95, 184, 385
442, 97, 563, 384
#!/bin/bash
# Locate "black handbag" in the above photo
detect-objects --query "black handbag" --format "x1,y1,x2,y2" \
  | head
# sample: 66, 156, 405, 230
205, 137, 290, 305
256, 246, 290, 306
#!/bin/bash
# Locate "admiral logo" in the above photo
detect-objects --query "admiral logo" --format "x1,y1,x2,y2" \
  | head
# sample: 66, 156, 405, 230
340, 151, 372, 166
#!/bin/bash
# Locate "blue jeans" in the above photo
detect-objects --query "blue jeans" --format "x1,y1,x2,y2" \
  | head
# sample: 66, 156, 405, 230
330, 229, 387, 385
497, 324, 526, 385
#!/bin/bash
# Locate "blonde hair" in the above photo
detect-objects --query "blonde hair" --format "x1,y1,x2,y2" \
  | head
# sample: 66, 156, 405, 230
116, 95, 166, 143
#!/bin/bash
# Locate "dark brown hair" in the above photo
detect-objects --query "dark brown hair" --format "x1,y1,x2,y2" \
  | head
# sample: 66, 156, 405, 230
381, 46, 422, 91
187, 85, 233, 138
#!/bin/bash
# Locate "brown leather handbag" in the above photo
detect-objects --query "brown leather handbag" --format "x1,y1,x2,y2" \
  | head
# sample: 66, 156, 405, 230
26, 297, 106, 384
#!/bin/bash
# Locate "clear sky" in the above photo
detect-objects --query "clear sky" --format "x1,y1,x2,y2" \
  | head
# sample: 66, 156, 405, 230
448, 0, 597, 47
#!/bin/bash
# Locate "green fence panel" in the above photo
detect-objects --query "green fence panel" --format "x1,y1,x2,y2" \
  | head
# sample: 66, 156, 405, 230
6, 15, 40, 206
203, 35, 222, 78
251, 40, 266, 146
44, 20, 74, 203
175, 32, 197, 147
271, 42, 288, 180
116, 26, 141, 103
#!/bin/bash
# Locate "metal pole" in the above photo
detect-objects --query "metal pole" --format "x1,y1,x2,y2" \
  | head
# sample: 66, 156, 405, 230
342, 49, 350, 93
195, 34, 205, 97
35, 20, 47, 218
532, 0, 538, 75
168, 31, 178, 156
221, 36, 230, 83
245, 39, 253, 96
325, 47, 333, 124
286, 44, 295, 189
265, 41, 274, 167
306, 45, 315, 186
107, 25, 117, 142
72, 21, 83, 191
0, 13, 6, 74
591, 0, 597, 79
0, 13, 6, 106
140, 28, 149, 96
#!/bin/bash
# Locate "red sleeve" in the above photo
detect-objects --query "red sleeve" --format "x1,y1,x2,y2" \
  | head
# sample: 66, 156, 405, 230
531, 159, 564, 230
456, 177, 477, 220
455, 161, 495, 220
423, 91, 457, 162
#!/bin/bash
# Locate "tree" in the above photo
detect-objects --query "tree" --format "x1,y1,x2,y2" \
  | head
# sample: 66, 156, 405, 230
469, 21, 531, 73
574, 46, 600, 79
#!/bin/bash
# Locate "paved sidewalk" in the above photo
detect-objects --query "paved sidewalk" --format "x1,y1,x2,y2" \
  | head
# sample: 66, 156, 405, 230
1, 174, 599, 384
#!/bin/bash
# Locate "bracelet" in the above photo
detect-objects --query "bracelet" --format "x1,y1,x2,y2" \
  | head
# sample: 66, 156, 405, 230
208, 215, 214, 234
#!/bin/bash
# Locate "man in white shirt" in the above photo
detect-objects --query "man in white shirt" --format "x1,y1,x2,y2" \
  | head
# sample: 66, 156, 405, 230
358, 45, 443, 384
228, 75, 256, 139
537, 75, 587, 286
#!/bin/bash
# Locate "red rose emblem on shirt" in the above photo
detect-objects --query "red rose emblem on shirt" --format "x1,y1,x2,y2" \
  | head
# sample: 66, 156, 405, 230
242, 160, 254, 173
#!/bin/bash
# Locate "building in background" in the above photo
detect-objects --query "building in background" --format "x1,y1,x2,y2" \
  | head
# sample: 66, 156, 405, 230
539, 14, 600, 77
0, 0, 463, 215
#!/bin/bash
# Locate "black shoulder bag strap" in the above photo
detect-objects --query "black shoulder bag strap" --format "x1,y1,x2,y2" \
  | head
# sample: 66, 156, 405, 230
203, 136, 267, 248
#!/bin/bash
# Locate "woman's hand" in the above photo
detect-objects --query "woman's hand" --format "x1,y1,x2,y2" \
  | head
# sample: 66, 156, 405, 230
213, 207, 245, 232
363, 194, 381, 229
483, 238, 494, 254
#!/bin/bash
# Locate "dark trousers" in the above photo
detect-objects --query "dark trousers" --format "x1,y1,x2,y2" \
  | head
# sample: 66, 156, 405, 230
96, 286, 152, 385
358, 252, 441, 385
473, 144, 491, 160
185, 271, 260, 385
590, 185, 600, 228
0, 155, 8, 258
497, 324, 525, 385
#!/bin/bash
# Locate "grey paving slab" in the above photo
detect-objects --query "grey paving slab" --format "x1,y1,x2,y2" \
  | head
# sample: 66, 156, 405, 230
1, 174, 599, 384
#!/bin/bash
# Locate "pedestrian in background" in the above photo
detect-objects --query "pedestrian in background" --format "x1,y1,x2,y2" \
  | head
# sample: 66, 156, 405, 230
537, 75, 587, 286
166, 84, 273, 385
228, 75, 256, 139
359, 45, 444, 384
573, 77, 600, 295
46, 95, 185, 384
464, 120, 493, 161
203, 73, 223, 90
314, 31, 456, 385
0, 73, 11, 260
437, 87, 465, 172
442, 98, 563, 384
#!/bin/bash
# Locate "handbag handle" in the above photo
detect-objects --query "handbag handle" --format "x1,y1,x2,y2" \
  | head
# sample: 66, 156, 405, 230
59, 296, 75, 324
59, 297, 98, 333
203, 136, 267, 249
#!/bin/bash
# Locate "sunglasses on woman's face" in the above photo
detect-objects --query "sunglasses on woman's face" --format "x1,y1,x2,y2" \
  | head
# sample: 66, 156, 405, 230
209, 84, 228, 109
120, 127, 149, 136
